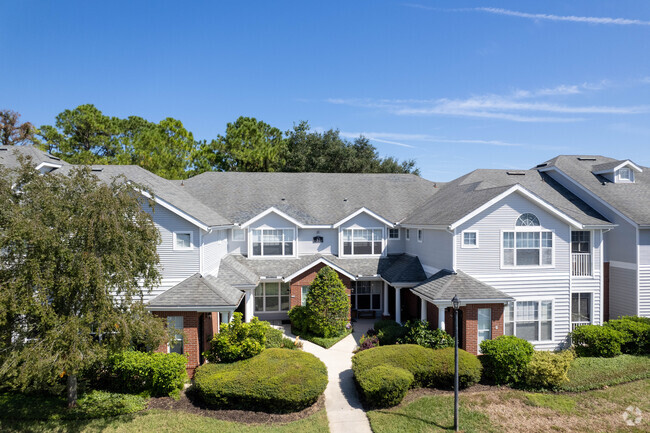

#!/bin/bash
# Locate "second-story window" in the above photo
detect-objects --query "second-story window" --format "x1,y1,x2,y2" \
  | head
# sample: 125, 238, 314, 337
173, 232, 193, 250
388, 228, 400, 239
342, 229, 383, 255
502, 213, 553, 267
251, 229, 295, 256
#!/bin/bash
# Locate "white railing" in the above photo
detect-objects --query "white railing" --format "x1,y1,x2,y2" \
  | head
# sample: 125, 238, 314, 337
572, 253, 592, 276
571, 321, 590, 331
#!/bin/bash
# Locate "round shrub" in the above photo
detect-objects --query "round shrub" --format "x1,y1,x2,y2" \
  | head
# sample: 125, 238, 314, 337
355, 365, 413, 408
288, 305, 310, 333
398, 320, 454, 349
479, 335, 534, 385
571, 325, 625, 358
429, 347, 483, 388
207, 313, 268, 363
605, 317, 650, 355
376, 323, 407, 345
523, 350, 575, 389
304, 267, 349, 338
109, 350, 187, 397
194, 348, 327, 413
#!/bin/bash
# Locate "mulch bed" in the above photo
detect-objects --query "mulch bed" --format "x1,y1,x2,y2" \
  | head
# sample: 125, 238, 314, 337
146, 387, 325, 424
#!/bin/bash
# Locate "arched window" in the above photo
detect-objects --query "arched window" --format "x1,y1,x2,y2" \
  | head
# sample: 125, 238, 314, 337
516, 213, 540, 227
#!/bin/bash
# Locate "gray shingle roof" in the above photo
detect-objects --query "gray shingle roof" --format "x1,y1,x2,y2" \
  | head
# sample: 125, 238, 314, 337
402, 169, 611, 227
178, 172, 442, 225
591, 160, 629, 173
148, 273, 243, 308
0, 145, 71, 169
539, 155, 650, 225
219, 253, 427, 285
411, 269, 514, 303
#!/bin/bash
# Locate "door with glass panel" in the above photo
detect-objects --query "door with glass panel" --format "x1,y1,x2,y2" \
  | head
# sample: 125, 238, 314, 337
477, 308, 491, 353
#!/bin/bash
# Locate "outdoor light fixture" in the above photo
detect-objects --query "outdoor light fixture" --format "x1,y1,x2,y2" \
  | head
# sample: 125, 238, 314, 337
452, 294, 460, 432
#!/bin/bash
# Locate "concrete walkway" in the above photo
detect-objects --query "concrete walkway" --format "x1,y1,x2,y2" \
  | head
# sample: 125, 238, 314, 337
283, 320, 374, 433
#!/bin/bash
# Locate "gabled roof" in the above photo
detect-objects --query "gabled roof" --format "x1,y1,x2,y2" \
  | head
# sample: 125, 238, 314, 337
538, 155, 650, 226
411, 269, 514, 304
148, 273, 244, 310
591, 159, 643, 175
219, 253, 427, 285
402, 169, 611, 228
178, 172, 441, 225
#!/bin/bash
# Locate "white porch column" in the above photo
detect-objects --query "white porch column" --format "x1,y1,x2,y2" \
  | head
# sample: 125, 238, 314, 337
420, 298, 427, 321
437, 304, 446, 331
383, 282, 389, 317
395, 288, 402, 324
220, 311, 230, 324
244, 289, 254, 323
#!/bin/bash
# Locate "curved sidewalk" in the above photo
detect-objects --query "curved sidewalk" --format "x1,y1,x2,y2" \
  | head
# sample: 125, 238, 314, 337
283, 321, 374, 433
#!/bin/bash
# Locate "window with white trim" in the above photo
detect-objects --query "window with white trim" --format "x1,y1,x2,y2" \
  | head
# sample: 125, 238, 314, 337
617, 167, 633, 182
571, 293, 591, 323
388, 228, 400, 239
417, 229, 423, 242
251, 229, 295, 256
342, 228, 383, 255
462, 231, 478, 248
504, 300, 553, 342
351, 281, 382, 310
173, 232, 193, 250
502, 213, 553, 267
405, 229, 410, 240
254, 282, 290, 312
232, 228, 245, 242
301, 285, 310, 306
167, 316, 184, 354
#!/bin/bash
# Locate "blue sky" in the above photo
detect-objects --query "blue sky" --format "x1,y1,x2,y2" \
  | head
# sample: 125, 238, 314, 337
3, 1, 650, 181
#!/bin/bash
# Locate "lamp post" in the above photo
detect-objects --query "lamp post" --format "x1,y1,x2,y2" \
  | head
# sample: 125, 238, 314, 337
452, 294, 460, 432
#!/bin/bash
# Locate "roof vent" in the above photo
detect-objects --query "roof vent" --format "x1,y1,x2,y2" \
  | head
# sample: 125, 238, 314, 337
577, 157, 597, 161
48, 155, 60, 161
91, 167, 103, 172
0, 148, 7, 152
343, 198, 348, 202
506, 171, 526, 176
536, 163, 547, 168
281, 197, 285, 201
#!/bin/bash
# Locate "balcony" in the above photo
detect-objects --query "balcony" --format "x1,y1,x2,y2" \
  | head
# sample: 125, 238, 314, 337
571, 253, 592, 277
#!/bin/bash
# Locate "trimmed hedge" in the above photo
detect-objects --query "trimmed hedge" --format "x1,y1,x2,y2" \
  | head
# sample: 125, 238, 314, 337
352, 344, 482, 407
605, 317, 650, 355
194, 348, 327, 413
398, 320, 454, 350
523, 350, 575, 390
479, 335, 534, 385
372, 319, 407, 346
355, 365, 413, 408
109, 350, 187, 397
571, 325, 625, 358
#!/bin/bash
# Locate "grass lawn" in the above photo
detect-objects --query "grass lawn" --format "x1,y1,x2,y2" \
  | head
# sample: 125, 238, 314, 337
558, 354, 650, 392
293, 328, 352, 349
369, 379, 650, 433
0, 408, 330, 433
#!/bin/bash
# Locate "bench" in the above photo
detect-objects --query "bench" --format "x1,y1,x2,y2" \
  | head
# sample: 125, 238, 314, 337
356, 310, 376, 320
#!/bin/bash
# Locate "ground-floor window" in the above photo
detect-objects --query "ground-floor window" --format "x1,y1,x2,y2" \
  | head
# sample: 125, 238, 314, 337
571, 293, 591, 323
504, 300, 553, 342
254, 282, 290, 312
351, 281, 381, 310
301, 285, 310, 306
477, 308, 491, 353
167, 316, 184, 354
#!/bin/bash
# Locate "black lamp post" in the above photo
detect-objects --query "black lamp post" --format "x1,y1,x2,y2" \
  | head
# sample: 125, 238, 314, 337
452, 294, 460, 432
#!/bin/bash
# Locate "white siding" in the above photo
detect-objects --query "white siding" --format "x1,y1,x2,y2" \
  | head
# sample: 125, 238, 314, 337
298, 229, 337, 255
203, 229, 228, 275
404, 228, 453, 273
227, 228, 247, 255
387, 228, 406, 254
640, 265, 650, 318
249, 212, 297, 230
339, 213, 388, 257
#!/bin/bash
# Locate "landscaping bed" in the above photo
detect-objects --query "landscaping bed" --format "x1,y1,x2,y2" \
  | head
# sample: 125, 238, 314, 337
292, 327, 352, 349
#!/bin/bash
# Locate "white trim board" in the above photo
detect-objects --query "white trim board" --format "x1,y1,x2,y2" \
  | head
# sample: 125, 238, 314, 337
333, 207, 395, 228
282, 257, 357, 282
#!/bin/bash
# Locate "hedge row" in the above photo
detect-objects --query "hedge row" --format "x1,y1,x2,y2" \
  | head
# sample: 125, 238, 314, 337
109, 350, 187, 397
571, 316, 650, 358
194, 348, 327, 413
352, 345, 481, 407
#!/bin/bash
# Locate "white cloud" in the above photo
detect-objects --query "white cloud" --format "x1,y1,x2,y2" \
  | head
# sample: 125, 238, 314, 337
339, 131, 524, 147
474, 7, 650, 27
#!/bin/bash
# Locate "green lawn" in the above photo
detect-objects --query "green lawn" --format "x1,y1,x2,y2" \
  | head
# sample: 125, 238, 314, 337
293, 328, 352, 349
0, 408, 330, 433
558, 354, 650, 392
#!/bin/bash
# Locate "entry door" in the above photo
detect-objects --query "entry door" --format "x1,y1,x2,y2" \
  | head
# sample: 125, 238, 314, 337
477, 308, 492, 353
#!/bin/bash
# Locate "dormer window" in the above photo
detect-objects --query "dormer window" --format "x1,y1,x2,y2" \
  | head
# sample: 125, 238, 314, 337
617, 167, 633, 182
251, 228, 295, 257
342, 228, 383, 256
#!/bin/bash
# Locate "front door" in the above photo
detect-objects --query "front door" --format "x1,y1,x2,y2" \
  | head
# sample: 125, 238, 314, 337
477, 308, 491, 353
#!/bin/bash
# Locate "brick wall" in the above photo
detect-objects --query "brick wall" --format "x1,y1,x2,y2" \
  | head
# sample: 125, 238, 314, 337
443, 303, 504, 355
153, 311, 200, 377
289, 263, 352, 310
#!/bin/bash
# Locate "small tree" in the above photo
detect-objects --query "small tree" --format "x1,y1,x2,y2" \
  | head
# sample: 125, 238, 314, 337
305, 267, 349, 338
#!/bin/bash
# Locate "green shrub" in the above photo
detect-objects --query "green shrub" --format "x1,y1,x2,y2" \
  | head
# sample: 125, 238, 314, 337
356, 365, 413, 408
304, 267, 350, 337
479, 335, 534, 385
194, 348, 327, 413
352, 344, 481, 391
288, 305, 310, 333
376, 323, 407, 345
523, 350, 575, 389
264, 326, 298, 350
571, 325, 625, 358
356, 334, 380, 352
398, 320, 454, 349
605, 317, 650, 355
109, 350, 187, 397
207, 313, 268, 363
373, 319, 400, 331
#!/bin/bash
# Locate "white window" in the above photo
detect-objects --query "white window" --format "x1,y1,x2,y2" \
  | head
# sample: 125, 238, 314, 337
405, 229, 410, 240
301, 285, 311, 306
342, 228, 383, 255
504, 300, 553, 342
254, 282, 291, 312
462, 231, 478, 248
617, 167, 633, 182
251, 229, 295, 256
388, 228, 400, 239
232, 228, 245, 242
477, 308, 491, 353
173, 232, 193, 250
502, 213, 553, 267
417, 229, 423, 243
571, 293, 592, 323
351, 281, 382, 310
167, 316, 183, 354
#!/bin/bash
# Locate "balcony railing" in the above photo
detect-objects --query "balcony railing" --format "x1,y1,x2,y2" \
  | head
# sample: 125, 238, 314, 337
571, 253, 592, 276
571, 321, 590, 331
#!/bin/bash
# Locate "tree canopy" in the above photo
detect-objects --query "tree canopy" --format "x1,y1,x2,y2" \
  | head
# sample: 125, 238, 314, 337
0, 109, 38, 146
0, 156, 167, 406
